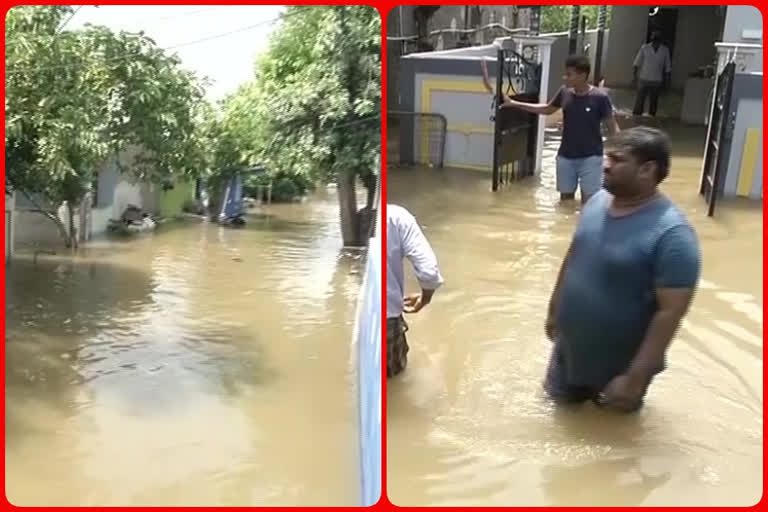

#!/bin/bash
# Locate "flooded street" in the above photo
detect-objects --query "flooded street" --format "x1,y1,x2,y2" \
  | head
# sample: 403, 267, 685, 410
6, 189, 362, 506
386, 124, 763, 507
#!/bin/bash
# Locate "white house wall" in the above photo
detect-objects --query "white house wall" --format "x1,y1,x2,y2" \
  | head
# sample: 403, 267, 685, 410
14, 145, 156, 248
90, 145, 154, 237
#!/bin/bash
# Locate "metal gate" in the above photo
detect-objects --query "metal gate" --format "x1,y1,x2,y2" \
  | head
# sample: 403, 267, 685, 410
491, 44, 542, 191
387, 111, 447, 169
699, 61, 736, 217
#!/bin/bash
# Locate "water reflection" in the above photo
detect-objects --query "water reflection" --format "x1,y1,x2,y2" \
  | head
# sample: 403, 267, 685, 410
6, 189, 362, 506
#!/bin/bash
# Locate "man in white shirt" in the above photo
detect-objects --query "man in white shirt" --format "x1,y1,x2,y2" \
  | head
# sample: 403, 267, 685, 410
632, 31, 672, 117
386, 204, 443, 378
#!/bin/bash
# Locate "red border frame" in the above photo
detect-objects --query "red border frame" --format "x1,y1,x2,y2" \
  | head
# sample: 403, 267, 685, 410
3, 1, 766, 510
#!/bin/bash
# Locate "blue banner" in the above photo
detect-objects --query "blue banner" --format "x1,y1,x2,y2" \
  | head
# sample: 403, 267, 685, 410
354, 207, 382, 507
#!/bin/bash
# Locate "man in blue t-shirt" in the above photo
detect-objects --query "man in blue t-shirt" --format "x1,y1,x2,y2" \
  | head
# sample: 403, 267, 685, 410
484, 55, 620, 204
544, 127, 701, 412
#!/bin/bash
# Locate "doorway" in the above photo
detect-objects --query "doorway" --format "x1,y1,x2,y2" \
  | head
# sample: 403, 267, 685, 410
646, 7, 678, 59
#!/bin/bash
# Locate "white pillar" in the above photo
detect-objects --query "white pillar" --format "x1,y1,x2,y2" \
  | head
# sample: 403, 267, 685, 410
535, 42, 553, 175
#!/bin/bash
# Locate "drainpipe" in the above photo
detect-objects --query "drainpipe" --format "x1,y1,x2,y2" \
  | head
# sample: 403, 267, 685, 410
529, 6, 541, 35
457, 5, 471, 47
568, 5, 580, 54
398, 6, 405, 55
593, 5, 607, 85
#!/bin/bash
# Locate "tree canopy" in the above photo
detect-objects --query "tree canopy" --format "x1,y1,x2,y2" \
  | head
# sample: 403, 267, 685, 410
212, 6, 381, 197
540, 6, 612, 34
6, 5, 381, 248
6, 5, 208, 245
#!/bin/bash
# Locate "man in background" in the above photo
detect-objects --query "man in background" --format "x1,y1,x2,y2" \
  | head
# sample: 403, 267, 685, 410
386, 204, 443, 378
632, 31, 672, 117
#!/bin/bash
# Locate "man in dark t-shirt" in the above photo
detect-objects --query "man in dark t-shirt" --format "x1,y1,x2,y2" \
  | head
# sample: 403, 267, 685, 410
487, 55, 620, 204
544, 127, 701, 412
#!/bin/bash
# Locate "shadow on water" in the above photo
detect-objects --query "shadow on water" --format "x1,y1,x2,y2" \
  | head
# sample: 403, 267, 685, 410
541, 456, 672, 507
543, 406, 673, 507
6, 258, 154, 337
6, 257, 275, 438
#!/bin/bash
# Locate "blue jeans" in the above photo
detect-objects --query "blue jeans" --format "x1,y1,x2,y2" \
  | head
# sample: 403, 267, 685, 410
556, 155, 603, 198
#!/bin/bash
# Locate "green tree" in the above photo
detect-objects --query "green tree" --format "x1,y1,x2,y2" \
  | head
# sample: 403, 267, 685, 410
5, 6, 208, 247
211, 5, 381, 246
540, 6, 612, 34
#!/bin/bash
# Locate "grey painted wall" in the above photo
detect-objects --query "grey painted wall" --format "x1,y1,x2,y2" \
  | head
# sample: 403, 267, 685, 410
721, 73, 763, 199
723, 5, 763, 42
723, 5, 763, 73
604, 6, 649, 88
671, 6, 724, 90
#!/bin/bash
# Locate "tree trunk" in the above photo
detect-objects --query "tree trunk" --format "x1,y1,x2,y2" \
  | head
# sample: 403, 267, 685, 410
66, 201, 78, 249
44, 210, 71, 248
337, 173, 360, 247
21, 190, 73, 248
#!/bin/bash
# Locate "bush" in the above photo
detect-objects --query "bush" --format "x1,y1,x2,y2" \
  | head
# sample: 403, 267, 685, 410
182, 198, 204, 214
245, 171, 314, 203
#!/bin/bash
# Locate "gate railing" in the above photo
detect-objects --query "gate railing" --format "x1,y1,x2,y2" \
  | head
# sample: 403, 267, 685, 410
387, 111, 447, 169
699, 61, 736, 217
492, 44, 542, 191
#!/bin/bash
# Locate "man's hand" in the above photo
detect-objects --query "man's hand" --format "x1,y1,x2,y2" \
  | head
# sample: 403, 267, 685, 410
403, 293, 430, 314
480, 58, 494, 95
599, 373, 648, 412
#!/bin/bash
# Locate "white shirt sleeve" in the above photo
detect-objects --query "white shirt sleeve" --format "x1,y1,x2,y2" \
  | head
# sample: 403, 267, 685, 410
398, 210, 444, 291
633, 47, 644, 69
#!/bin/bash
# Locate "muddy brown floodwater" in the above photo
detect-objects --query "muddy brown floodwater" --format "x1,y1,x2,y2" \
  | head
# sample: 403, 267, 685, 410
386, 124, 763, 507
6, 188, 363, 506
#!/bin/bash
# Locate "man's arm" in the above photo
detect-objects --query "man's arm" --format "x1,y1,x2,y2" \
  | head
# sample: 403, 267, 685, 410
626, 225, 701, 380
602, 97, 620, 136
480, 58, 514, 106
662, 48, 672, 90
400, 211, 443, 311
480, 58, 496, 95
502, 97, 560, 116
502, 86, 562, 115
626, 287, 695, 378
632, 47, 644, 85
604, 111, 620, 136
545, 241, 574, 339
